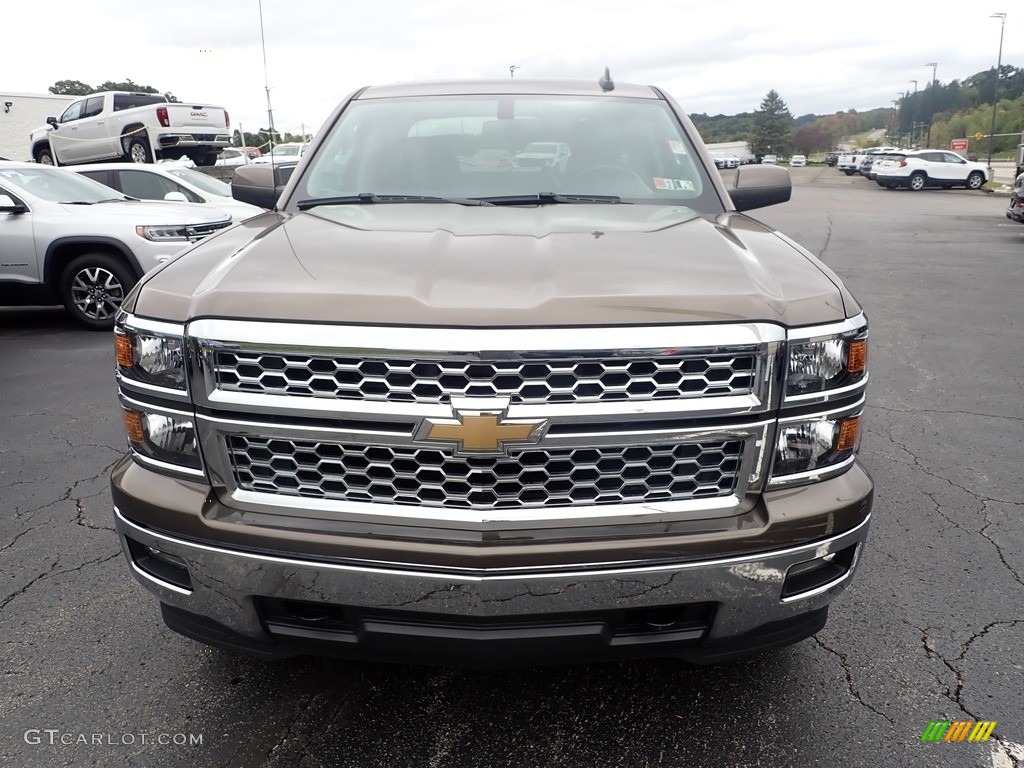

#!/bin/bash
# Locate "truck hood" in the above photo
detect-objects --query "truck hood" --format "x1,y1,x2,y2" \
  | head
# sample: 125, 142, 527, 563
131, 204, 851, 327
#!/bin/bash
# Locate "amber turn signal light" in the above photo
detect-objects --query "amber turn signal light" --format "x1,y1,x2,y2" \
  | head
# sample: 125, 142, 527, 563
846, 339, 867, 374
122, 409, 145, 444
835, 416, 860, 452
115, 334, 134, 368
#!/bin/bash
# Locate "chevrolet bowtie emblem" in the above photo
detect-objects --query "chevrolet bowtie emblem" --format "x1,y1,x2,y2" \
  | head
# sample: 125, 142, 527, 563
417, 401, 547, 456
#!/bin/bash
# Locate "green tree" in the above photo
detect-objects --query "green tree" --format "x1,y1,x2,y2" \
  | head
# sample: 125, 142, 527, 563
749, 90, 794, 158
48, 78, 180, 102
48, 80, 93, 96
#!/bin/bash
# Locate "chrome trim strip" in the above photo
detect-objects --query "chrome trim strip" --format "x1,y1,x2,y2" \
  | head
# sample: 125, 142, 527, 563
116, 373, 191, 404
783, 373, 869, 407
780, 543, 862, 603
785, 313, 867, 342
114, 507, 871, 580
120, 315, 186, 337
128, 560, 193, 595
767, 455, 858, 489
188, 320, 787, 353
775, 397, 865, 425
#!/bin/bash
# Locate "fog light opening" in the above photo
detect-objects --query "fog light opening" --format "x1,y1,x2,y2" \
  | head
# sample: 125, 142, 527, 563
781, 544, 858, 600
125, 536, 193, 591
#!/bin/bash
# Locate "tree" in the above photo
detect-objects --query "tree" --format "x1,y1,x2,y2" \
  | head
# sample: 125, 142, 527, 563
749, 89, 794, 158
792, 124, 833, 155
47, 79, 179, 102
49, 80, 93, 96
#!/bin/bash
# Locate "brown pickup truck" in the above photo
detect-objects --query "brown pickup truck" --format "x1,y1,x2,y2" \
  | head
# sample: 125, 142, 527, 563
109, 76, 872, 667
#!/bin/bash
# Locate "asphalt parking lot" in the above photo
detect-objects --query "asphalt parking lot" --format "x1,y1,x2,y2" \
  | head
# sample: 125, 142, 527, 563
1, 166, 1022, 768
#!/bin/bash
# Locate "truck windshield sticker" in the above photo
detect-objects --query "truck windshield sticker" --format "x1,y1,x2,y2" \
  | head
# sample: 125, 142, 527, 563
653, 177, 695, 191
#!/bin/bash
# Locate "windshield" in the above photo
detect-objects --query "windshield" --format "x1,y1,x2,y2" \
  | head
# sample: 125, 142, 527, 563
293, 94, 719, 212
0, 167, 127, 203
167, 167, 231, 197
273, 145, 302, 157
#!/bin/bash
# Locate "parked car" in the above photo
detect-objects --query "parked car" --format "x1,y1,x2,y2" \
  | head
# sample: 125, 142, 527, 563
789, 155, 807, 168
111, 75, 873, 669
761, 154, 778, 164
874, 149, 987, 191
710, 152, 738, 169
29, 91, 230, 167
825, 153, 839, 167
866, 152, 907, 182
215, 148, 257, 167
1006, 173, 1024, 223
251, 142, 310, 164
69, 163, 264, 221
0, 161, 232, 328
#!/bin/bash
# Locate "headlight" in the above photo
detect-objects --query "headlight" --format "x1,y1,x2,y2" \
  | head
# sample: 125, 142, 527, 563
770, 411, 861, 486
786, 325, 867, 398
136, 225, 190, 242
115, 322, 187, 392
122, 406, 202, 473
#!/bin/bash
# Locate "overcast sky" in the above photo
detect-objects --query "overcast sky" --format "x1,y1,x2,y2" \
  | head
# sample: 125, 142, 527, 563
6, 0, 1021, 137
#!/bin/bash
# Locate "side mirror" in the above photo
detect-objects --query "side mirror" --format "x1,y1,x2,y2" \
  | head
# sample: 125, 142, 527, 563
231, 162, 297, 209
729, 164, 792, 211
46, 116, 58, 128
0, 194, 28, 213
163, 191, 190, 203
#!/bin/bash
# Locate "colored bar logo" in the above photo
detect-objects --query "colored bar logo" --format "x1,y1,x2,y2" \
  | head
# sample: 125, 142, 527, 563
921, 721, 997, 742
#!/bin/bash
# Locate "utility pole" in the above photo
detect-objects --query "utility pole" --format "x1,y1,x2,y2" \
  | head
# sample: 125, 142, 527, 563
987, 13, 1007, 177
925, 62, 938, 148
258, 0, 276, 154
908, 80, 917, 146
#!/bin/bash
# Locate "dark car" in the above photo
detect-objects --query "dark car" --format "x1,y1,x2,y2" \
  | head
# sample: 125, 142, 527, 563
1007, 174, 1024, 223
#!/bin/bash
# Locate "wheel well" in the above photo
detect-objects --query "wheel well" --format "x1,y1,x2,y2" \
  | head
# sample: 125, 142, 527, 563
32, 141, 52, 159
45, 242, 139, 288
121, 124, 148, 144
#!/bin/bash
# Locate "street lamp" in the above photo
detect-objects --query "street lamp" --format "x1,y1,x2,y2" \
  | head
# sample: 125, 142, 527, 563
925, 62, 938, 148
509, 65, 520, 78
987, 13, 1007, 176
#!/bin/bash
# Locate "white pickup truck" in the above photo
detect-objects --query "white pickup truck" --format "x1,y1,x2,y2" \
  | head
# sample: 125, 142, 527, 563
29, 91, 231, 167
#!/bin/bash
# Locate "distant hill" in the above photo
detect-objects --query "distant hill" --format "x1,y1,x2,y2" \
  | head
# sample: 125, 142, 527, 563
690, 65, 1024, 154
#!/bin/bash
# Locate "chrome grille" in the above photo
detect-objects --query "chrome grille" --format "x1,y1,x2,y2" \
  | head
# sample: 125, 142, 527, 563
227, 436, 744, 510
188, 221, 232, 240
212, 352, 757, 404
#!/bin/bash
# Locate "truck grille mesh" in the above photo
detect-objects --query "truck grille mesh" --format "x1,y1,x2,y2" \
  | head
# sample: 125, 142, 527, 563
227, 436, 743, 510
212, 352, 757, 405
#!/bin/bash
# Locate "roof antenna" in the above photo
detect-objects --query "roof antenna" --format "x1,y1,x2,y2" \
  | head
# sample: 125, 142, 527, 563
598, 67, 615, 92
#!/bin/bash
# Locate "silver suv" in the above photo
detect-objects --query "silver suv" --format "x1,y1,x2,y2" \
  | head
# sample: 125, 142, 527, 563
0, 162, 232, 329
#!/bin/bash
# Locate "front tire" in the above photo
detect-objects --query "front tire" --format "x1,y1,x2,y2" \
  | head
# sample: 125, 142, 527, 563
124, 136, 152, 164
35, 144, 55, 165
59, 254, 137, 331
908, 172, 927, 191
966, 171, 984, 190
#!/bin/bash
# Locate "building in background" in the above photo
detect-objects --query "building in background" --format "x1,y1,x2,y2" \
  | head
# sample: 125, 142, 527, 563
0, 92, 74, 160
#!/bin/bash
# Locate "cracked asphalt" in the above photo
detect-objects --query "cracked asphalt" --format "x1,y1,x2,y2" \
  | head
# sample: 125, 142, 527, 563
1, 168, 1022, 767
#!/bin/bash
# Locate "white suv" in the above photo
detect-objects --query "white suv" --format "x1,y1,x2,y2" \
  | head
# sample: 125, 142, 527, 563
0, 162, 232, 329
874, 150, 987, 191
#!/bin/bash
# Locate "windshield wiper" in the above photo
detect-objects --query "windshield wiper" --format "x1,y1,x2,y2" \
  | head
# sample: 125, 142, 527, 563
296, 193, 494, 210
476, 192, 629, 205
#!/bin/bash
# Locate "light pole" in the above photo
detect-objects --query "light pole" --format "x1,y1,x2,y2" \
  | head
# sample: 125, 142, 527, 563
908, 80, 918, 146
509, 65, 520, 78
925, 62, 938, 148
987, 13, 1007, 176
891, 99, 899, 144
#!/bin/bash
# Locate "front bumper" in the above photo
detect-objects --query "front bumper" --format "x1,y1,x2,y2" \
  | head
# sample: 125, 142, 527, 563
112, 464, 872, 666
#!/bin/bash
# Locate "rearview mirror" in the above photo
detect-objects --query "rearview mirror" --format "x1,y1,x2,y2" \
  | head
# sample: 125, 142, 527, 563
231, 163, 297, 209
729, 164, 792, 211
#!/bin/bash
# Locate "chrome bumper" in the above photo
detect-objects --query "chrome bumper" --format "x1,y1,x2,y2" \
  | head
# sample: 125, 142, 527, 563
114, 507, 870, 659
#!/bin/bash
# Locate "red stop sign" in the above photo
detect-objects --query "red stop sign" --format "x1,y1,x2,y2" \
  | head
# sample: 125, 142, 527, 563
950, 139, 969, 151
